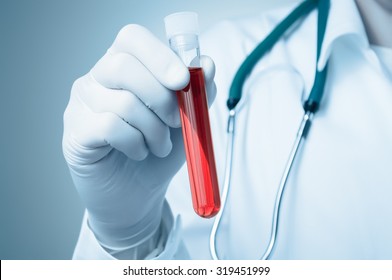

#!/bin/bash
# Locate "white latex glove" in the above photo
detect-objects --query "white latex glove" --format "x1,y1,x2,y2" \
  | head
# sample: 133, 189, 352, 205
62, 24, 216, 257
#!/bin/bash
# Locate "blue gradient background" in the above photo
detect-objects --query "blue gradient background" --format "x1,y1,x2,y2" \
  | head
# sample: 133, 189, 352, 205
0, 0, 295, 259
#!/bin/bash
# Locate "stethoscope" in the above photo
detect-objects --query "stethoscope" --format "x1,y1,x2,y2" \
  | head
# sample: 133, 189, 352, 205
209, 0, 330, 260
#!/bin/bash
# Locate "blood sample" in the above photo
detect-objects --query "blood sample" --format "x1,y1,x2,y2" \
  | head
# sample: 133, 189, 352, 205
165, 12, 220, 218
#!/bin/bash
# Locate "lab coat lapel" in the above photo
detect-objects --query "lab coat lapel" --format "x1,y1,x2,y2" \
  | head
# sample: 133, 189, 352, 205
317, 0, 368, 71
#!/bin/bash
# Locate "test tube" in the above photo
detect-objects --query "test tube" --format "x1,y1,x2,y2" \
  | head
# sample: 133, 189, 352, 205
164, 12, 220, 218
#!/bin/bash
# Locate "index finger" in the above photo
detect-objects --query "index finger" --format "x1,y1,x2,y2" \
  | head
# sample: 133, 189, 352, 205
109, 24, 189, 91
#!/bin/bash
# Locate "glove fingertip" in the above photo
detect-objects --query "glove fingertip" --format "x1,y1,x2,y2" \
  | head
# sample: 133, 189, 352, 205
165, 63, 190, 91
200, 55, 215, 83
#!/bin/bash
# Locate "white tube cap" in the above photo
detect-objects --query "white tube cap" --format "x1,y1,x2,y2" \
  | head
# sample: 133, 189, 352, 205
164, 12, 199, 39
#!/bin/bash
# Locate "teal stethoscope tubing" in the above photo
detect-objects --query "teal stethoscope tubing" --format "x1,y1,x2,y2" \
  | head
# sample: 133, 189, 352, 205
209, 0, 330, 260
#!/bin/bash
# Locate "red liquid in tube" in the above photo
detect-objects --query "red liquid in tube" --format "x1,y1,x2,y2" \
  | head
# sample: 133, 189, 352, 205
177, 67, 221, 218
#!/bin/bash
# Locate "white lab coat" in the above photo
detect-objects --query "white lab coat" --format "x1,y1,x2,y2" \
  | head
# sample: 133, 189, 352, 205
73, 0, 392, 259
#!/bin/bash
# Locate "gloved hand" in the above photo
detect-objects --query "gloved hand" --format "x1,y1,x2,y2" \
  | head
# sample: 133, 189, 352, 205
62, 24, 216, 257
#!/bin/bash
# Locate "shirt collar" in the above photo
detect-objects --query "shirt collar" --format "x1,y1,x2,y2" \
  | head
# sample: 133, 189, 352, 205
317, 0, 369, 70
